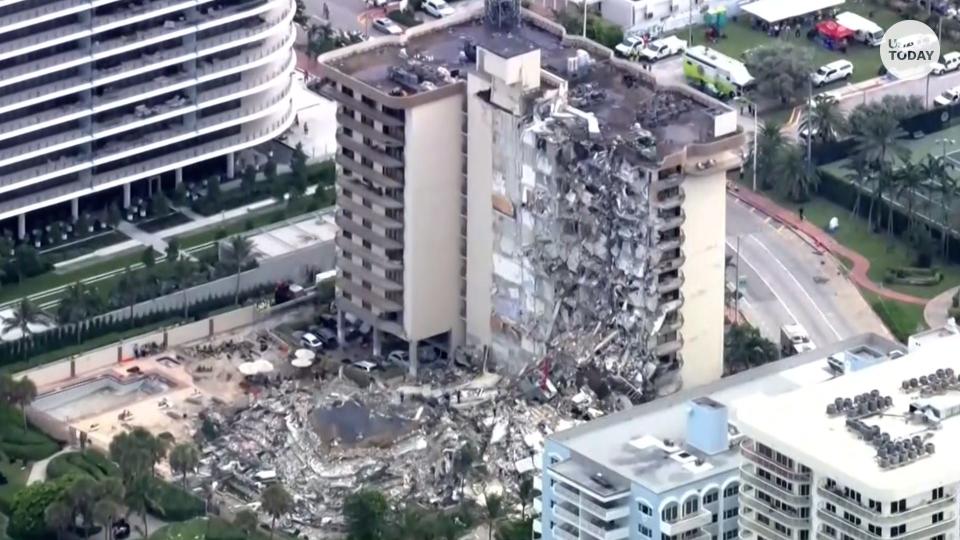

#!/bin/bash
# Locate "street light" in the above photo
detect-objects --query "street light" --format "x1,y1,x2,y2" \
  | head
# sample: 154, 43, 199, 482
735, 95, 758, 192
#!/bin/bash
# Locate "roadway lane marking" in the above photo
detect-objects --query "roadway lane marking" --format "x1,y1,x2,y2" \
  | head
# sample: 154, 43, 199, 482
748, 235, 843, 340
725, 237, 800, 325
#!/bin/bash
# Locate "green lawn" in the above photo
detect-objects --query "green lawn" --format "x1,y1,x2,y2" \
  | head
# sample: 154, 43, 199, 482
0, 250, 148, 305
177, 199, 330, 249
688, 19, 882, 84
41, 231, 130, 262
0, 457, 28, 512
859, 287, 927, 342
779, 196, 960, 299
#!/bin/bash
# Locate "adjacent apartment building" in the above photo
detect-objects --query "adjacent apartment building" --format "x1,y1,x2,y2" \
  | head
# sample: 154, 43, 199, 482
536, 333, 904, 540
0, 0, 296, 236
736, 325, 960, 540
318, 1, 742, 395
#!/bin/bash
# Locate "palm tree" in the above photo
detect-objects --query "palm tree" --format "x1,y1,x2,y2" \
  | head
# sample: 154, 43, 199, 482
935, 170, 959, 259
58, 282, 101, 343
260, 483, 293, 540
756, 121, 786, 190
92, 499, 119, 540
723, 324, 779, 374
234, 510, 259, 537
67, 476, 99, 533
2, 297, 44, 346
808, 97, 847, 143
483, 493, 504, 540
123, 474, 151, 539
894, 158, 926, 240
115, 267, 140, 323
10, 376, 36, 429
518, 476, 534, 521
843, 153, 873, 222
168, 443, 200, 488
44, 500, 73, 540
222, 236, 255, 305
774, 144, 819, 203
851, 112, 908, 233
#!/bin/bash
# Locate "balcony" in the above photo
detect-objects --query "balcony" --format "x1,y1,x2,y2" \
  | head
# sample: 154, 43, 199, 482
657, 274, 684, 293
656, 253, 685, 273
661, 314, 683, 333
655, 190, 685, 209
337, 113, 403, 147
339, 176, 403, 209
579, 497, 629, 522
654, 336, 683, 356
816, 485, 956, 523
335, 214, 402, 250
0, 103, 87, 143
740, 487, 808, 528
338, 278, 402, 312
656, 173, 684, 191
551, 526, 578, 540
336, 154, 403, 189
322, 87, 404, 127
552, 505, 579, 528
338, 196, 402, 229
337, 133, 404, 168
335, 235, 402, 271
337, 257, 402, 292
739, 466, 810, 505
739, 512, 791, 540
659, 293, 684, 314
0, 23, 86, 62
580, 519, 628, 540
661, 509, 711, 536
739, 441, 810, 482
656, 210, 685, 231
0, 0, 88, 32
817, 508, 955, 540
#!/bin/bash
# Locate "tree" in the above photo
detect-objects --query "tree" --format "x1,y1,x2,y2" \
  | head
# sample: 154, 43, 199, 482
234, 510, 259, 536
3, 297, 44, 342
894, 157, 925, 239
222, 236, 255, 305
343, 490, 390, 540
744, 43, 815, 104
774, 143, 819, 203
242, 165, 258, 194
843, 152, 873, 222
260, 483, 293, 540
66, 476, 98, 532
807, 97, 847, 143
166, 237, 181, 264
151, 191, 170, 216
106, 204, 122, 227
141, 247, 156, 268
173, 182, 188, 205
44, 501, 72, 540
723, 324, 779, 374
92, 499, 119, 540
483, 493, 504, 540
756, 121, 786, 190
109, 427, 168, 481
850, 110, 907, 233
168, 443, 200, 488
264, 159, 277, 182
10, 477, 74, 540
9, 376, 37, 429
123, 474, 151, 540
205, 176, 221, 207
933, 164, 958, 259
517, 476, 533, 521
57, 282, 100, 329
115, 268, 140, 322
13, 245, 44, 283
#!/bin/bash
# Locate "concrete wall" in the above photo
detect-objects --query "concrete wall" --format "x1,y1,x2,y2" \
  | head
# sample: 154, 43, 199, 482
73, 347, 118, 375
465, 72, 495, 347
679, 167, 726, 388
166, 319, 210, 345
121, 331, 166, 360
16, 359, 72, 387
402, 92, 464, 342
601, 0, 743, 34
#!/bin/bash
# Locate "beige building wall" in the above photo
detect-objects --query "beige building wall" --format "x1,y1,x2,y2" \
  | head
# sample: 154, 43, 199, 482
678, 165, 727, 388
464, 73, 496, 346
402, 93, 465, 342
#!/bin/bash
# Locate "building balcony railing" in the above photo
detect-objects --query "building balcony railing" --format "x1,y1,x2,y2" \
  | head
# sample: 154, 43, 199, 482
321, 86, 403, 127
0, 0, 87, 33
656, 253, 685, 273
654, 336, 683, 357
816, 486, 956, 523
659, 293, 684, 314
551, 526, 578, 540
656, 173, 684, 191
817, 508, 955, 540
337, 257, 402, 292
578, 496, 629, 522
656, 210, 685, 231
580, 518, 628, 540
94, 0, 213, 29
0, 22, 85, 62
660, 314, 683, 334
552, 505, 579, 528
0, 48, 85, 87
552, 483, 580, 507
739, 512, 791, 540
336, 133, 403, 168
338, 176, 403, 210
655, 190, 685, 209
739, 466, 810, 505
335, 235, 402, 271
661, 509, 711, 536
335, 214, 402, 251
336, 277, 402, 313
657, 274, 684, 293
336, 154, 403, 190
0, 130, 88, 169
338, 195, 402, 230
740, 486, 808, 528
739, 441, 811, 482
0, 104, 87, 144
337, 113, 403, 147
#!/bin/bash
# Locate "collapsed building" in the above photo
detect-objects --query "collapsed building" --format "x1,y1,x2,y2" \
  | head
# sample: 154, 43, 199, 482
318, 0, 744, 403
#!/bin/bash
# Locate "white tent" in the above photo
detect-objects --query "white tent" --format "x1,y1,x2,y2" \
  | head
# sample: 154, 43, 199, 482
742, 0, 845, 24
237, 362, 260, 376
291, 349, 315, 368
252, 359, 275, 374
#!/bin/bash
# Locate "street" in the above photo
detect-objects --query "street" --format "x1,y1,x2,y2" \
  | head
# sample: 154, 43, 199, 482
725, 196, 892, 348
304, 0, 481, 34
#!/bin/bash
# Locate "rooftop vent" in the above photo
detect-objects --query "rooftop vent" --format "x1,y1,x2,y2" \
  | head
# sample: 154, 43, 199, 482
686, 398, 729, 456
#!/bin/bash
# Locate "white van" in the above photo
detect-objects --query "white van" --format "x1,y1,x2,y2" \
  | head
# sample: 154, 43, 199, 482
835, 12, 883, 46
934, 85, 960, 107
933, 52, 960, 75
811, 60, 853, 87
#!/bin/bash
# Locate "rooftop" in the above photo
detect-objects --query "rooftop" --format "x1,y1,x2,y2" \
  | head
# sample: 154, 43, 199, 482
548, 333, 902, 494
319, 7, 737, 160
736, 329, 960, 498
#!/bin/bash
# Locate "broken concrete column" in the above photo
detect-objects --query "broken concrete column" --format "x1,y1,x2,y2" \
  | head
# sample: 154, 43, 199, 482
408, 340, 419, 378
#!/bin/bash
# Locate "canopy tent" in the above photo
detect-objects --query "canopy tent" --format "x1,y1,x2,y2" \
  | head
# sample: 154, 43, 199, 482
816, 20, 854, 41
238, 359, 276, 376
741, 0, 845, 24
252, 359, 274, 374
291, 348, 316, 368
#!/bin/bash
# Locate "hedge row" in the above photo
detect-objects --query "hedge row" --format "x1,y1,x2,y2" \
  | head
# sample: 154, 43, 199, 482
146, 477, 205, 521
0, 284, 276, 367
0, 405, 59, 462
46, 451, 118, 481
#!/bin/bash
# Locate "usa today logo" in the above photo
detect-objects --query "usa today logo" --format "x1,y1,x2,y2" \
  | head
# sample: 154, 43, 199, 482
881, 20, 940, 80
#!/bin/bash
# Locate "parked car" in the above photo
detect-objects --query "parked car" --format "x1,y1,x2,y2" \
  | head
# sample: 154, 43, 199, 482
353, 360, 380, 373
372, 17, 402, 35
809, 89, 842, 107
300, 332, 324, 350
422, 0, 454, 17
811, 60, 853, 87
637, 36, 686, 62
933, 52, 960, 75
614, 35, 645, 58
934, 85, 960, 107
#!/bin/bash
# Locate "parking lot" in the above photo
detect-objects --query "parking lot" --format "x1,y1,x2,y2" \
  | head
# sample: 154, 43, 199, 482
304, 0, 481, 34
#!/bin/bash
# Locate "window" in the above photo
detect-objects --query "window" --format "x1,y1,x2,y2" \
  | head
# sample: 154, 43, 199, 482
825, 503, 836, 513
724, 483, 740, 498
799, 531, 808, 540
932, 487, 945, 500
822, 525, 836, 538
868, 499, 881, 512
723, 508, 739, 519
932, 535, 945, 540
639, 525, 652, 538
639, 502, 653, 516
932, 512, 944, 524
889, 525, 906, 537
868, 525, 881, 536
890, 500, 906, 513
703, 490, 719, 505
663, 504, 679, 522
683, 497, 700, 515
712, 514, 718, 523
842, 512, 861, 526
724, 530, 738, 540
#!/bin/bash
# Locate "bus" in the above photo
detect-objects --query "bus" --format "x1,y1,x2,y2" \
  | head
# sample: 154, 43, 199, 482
682, 45, 755, 100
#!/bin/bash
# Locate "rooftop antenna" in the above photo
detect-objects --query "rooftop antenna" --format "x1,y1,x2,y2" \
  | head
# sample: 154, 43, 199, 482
485, 0, 521, 30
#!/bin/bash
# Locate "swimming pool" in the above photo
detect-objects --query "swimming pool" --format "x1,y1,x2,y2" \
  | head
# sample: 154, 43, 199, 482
32, 374, 176, 421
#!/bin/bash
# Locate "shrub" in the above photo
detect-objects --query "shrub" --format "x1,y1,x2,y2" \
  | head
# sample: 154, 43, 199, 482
46, 451, 118, 481
387, 9, 420, 26
883, 267, 943, 286
145, 477, 205, 521
0, 405, 60, 461
8, 477, 76, 540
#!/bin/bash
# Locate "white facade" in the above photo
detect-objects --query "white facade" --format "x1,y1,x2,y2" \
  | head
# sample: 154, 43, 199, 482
735, 329, 960, 540
601, 0, 742, 35
0, 0, 296, 229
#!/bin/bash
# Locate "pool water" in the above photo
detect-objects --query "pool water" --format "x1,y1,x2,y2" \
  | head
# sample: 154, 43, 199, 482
33, 374, 174, 421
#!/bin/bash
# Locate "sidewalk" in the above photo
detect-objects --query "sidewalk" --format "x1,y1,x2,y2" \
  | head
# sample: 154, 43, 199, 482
924, 286, 958, 328
728, 185, 928, 306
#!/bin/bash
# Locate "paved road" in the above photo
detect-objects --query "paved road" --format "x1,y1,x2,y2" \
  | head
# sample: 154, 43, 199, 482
726, 196, 865, 349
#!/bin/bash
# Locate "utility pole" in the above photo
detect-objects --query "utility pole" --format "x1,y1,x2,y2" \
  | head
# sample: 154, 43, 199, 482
734, 235, 741, 325
581, 0, 587, 37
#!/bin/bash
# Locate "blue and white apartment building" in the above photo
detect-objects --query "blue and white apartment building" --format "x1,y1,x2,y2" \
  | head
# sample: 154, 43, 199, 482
535, 333, 904, 540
